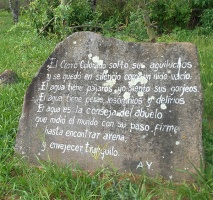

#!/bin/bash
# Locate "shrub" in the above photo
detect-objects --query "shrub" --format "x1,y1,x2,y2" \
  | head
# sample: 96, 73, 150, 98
25, 0, 94, 39
199, 9, 213, 34
125, 8, 148, 41
23, 0, 213, 39
96, 0, 132, 24
148, 0, 192, 34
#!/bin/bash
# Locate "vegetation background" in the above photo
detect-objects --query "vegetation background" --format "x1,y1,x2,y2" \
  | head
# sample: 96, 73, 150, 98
0, 0, 212, 199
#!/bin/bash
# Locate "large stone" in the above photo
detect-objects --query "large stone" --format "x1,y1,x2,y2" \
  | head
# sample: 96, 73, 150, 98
15, 32, 203, 181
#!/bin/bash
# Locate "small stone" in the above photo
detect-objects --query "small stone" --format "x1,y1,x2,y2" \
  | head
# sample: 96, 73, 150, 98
0, 69, 18, 85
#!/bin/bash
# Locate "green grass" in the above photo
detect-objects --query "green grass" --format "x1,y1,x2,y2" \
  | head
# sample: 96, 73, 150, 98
0, 11, 212, 199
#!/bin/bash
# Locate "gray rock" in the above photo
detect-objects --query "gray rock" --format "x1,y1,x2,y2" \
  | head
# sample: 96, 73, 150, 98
0, 69, 18, 85
15, 32, 203, 181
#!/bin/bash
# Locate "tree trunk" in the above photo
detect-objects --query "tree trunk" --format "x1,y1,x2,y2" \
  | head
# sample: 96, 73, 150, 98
139, 0, 156, 42
9, 0, 19, 24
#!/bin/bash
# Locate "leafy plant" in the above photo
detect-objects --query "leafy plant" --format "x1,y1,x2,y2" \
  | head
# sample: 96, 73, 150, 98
24, 0, 94, 39
199, 9, 213, 34
192, 0, 213, 8
148, 0, 192, 34
96, 0, 131, 24
125, 8, 149, 41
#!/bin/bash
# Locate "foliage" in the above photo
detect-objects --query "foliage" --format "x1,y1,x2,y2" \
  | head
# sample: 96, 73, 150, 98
192, 0, 213, 8
97, 0, 213, 38
147, 0, 192, 34
199, 9, 213, 34
125, 8, 148, 41
96, 0, 131, 24
25, 0, 58, 35
25, 0, 94, 39
21, 0, 213, 40
0, 0, 29, 10
203, 118, 213, 164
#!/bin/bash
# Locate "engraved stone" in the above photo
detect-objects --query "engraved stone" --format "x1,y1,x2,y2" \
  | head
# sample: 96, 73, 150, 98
15, 31, 203, 181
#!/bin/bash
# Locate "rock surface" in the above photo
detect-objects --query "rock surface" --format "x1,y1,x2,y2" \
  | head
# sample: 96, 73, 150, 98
15, 32, 203, 181
0, 69, 18, 85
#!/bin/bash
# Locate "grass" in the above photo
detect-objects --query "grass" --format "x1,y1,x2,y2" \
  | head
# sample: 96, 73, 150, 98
0, 11, 213, 199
